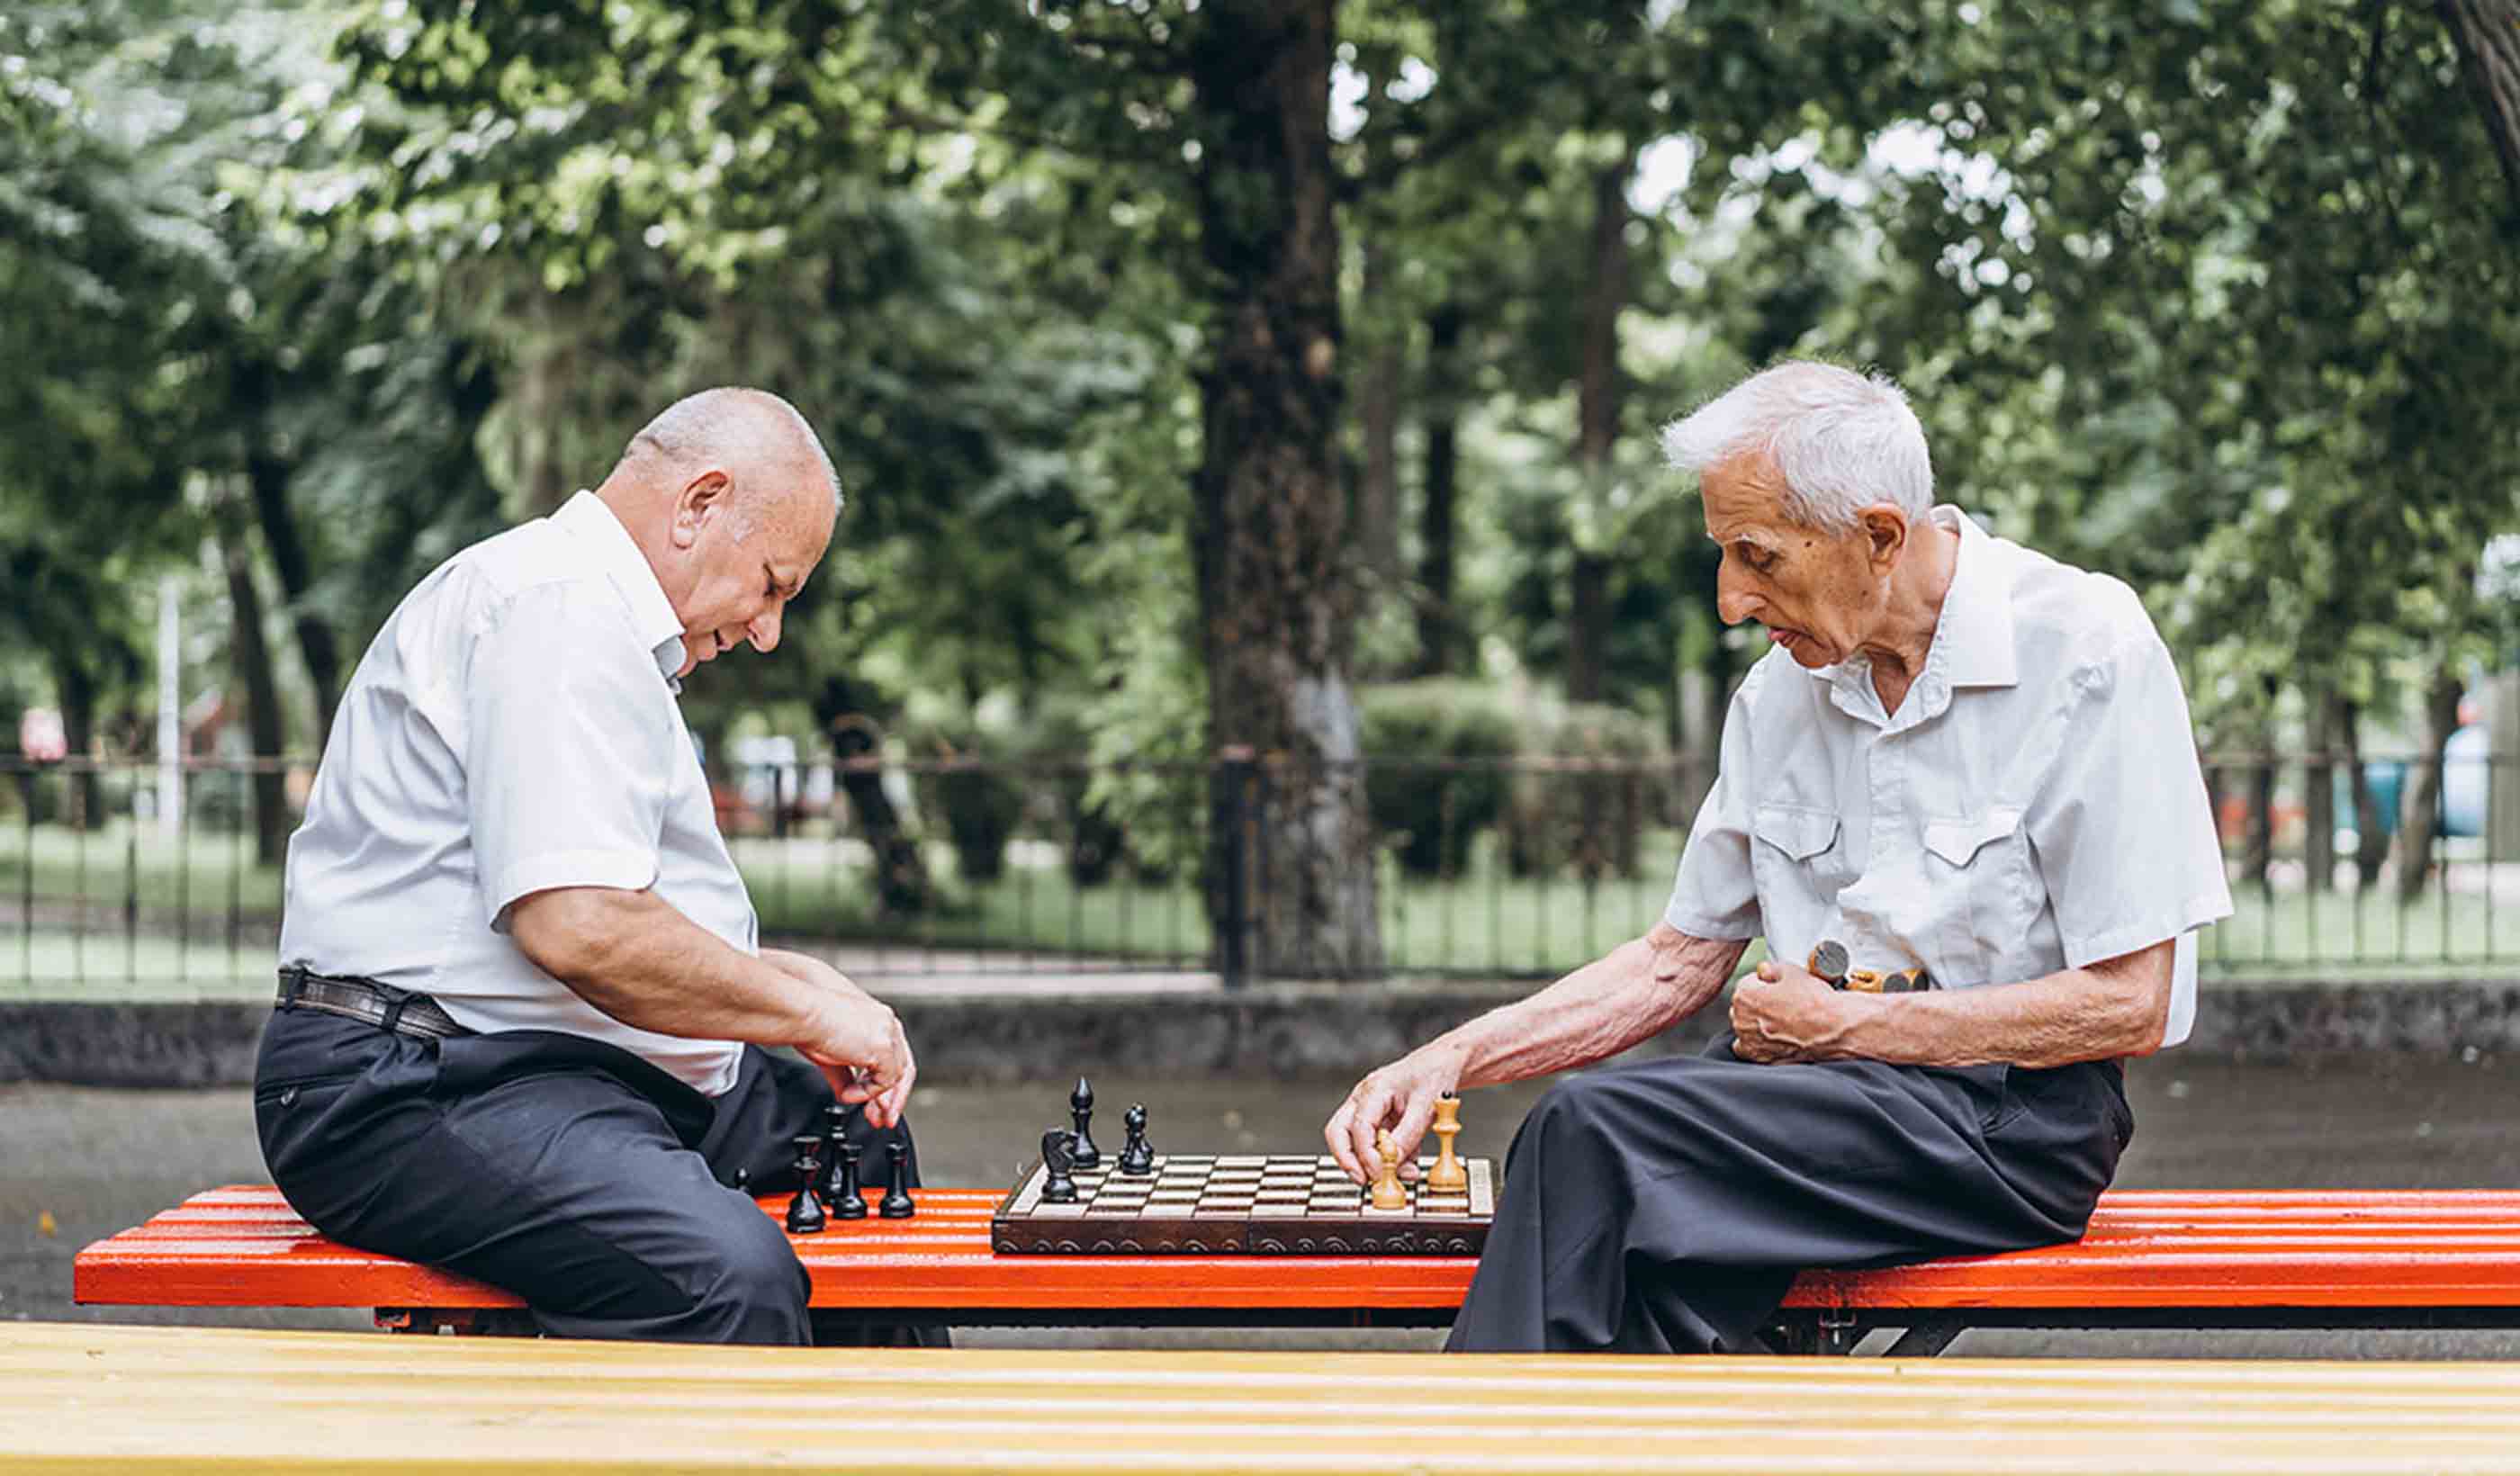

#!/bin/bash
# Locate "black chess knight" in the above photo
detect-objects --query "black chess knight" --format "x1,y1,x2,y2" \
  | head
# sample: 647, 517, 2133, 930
1040, 1129, 1079, 1202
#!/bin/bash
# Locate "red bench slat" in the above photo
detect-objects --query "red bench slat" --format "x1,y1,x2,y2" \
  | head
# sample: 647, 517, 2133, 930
74, 1186, 2520, 1316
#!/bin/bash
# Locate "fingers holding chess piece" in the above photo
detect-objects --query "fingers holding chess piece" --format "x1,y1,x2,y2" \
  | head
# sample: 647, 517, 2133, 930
1040, 1128, 1079, 1203
1425, 1093, 1469, 1193
1370, 1129, 1408, 1211
1118, 1102, 1155, 1176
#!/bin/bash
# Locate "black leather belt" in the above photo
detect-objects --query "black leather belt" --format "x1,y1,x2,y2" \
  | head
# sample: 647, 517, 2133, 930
275, 966, 473, 1041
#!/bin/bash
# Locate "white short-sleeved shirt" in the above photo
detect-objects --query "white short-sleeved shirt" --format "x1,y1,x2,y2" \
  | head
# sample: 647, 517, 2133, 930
278, 491, 753, 1094
1663, 506, 2233, 1049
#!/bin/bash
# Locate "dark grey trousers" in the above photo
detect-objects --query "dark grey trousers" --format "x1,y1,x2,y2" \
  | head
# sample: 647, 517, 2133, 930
254, 1001, 931, 1345
1445, 1036, 2133, 1353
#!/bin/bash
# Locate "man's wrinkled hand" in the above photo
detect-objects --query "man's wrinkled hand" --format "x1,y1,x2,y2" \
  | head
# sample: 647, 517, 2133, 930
1323, 1046, 1464, 1185
1729, 958, 1854, 1064
799, 993, 917, 1130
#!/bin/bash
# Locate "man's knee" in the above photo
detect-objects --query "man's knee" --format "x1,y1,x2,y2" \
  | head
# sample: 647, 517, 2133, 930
686, 1209, 812, 1345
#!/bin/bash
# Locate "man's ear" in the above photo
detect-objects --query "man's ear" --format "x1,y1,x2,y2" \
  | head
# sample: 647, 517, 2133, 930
670, 472, 731, 549
1858, 504, 1910, 573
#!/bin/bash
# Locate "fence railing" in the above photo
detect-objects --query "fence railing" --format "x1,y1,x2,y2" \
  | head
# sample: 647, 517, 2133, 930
2, 748, 2512, 997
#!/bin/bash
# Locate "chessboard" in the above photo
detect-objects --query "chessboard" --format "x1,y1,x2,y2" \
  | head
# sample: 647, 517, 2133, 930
991, 1153, 1497, 1256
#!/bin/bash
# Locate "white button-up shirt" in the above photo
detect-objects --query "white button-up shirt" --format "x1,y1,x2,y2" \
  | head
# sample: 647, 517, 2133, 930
279, 491, 753, 1094
1662, 506, 2232, 1048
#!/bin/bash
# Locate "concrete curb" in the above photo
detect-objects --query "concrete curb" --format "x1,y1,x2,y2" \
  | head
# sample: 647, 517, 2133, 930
7, 979, 2520, 1088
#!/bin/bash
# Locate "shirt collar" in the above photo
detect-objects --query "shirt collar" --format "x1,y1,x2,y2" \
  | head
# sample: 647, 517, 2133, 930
1927, 505, 2018, 690
552, 490, 688, 685
1803, 504, 2017, 729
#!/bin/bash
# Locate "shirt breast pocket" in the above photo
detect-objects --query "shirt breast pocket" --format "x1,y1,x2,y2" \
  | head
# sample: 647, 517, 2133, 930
1752, 803, 1853, 896
1922, 805, 2038, 972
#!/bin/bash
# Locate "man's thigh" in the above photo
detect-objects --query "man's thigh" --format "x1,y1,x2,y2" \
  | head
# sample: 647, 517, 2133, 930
257, 1012, 806, 1342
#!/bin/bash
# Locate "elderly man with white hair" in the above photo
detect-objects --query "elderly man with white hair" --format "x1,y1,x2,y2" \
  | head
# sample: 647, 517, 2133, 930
1326, 359, 2231, 1354
258, 387, 928, 1346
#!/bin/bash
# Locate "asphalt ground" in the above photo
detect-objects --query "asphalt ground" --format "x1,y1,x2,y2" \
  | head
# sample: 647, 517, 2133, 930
8, 1051, 2520, 1357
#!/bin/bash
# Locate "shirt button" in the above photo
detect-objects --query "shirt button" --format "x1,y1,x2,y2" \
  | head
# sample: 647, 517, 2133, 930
278, 1086, 301, 1108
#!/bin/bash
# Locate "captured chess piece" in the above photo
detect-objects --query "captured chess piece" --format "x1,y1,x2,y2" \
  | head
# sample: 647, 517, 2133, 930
1806, 939, 1851, 988
784, 1135, 827, 1235
831, 1141, 868, 1220
879, 1135, 916, 1220
1426, 1093, 1469, 1193
1040, 1129, 1079, 1202
1118, 1102, 1155, 1176
1370, 1129, 1408, 1210
1067, 1077, 1101, 1170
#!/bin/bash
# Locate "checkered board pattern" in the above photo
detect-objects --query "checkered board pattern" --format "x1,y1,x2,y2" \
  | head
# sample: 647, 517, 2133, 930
990, 1154, 1496, 1256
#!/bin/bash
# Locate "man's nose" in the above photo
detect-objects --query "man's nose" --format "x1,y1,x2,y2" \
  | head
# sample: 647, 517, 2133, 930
1714, 562, 1758, 626
748, 604, 783, 653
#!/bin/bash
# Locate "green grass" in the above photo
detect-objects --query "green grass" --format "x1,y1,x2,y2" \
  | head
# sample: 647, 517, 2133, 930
7, 822, 2520, 997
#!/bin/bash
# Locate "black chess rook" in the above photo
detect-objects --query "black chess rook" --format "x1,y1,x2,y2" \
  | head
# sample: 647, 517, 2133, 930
784, 1135, 826, 1235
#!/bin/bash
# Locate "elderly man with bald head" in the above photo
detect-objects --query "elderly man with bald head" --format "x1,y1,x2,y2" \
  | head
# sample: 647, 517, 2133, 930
258, 388, 927, 1345
1328, 361, 2231, 1354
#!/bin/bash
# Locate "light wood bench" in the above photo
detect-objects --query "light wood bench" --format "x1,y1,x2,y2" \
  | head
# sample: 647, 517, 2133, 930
11, 1320, 2520, 1472
73, 1185, 2520, 1354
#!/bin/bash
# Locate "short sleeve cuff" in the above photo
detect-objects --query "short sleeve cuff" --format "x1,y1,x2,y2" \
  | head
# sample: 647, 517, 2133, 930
1661, 902, 1760, 941
2058, 890, 2233, 971
482, 849, 661, 930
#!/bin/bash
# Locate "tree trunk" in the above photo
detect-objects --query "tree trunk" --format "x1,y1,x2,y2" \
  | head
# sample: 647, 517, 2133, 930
2305, 690, 2342, 894
2243, 691, 2277, 892
1411, 302, 1466, 679
2441, 0, 2520, 207
1566, 154, 1634, 705
219, 513, 291, 869
814, 680, 931, 917
1186, 0, 1379, 979
246, 447, 345, 748
2395, 664, 2467, 904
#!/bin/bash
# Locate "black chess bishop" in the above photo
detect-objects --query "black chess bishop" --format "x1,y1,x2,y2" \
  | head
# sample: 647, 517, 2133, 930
1067, 1077, 1101, 1170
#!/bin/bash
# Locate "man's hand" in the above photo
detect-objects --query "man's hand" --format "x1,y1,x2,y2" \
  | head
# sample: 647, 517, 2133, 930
1729, 957, 1860, 1064
1324, 1044, 1465, 1184
770, 952, 917, 1129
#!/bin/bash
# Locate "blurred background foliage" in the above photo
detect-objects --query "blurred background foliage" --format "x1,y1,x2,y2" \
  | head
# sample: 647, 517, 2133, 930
2, 0, 2515, 940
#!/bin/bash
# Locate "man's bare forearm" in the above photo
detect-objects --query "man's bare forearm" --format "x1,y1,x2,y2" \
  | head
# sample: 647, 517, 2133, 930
514, 889, 852, 1048
1823, 945, 2172, 1069
1436, 924, 1746, 1089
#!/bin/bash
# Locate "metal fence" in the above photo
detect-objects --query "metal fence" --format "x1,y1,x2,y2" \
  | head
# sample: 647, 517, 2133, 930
2, 749, 2513, 998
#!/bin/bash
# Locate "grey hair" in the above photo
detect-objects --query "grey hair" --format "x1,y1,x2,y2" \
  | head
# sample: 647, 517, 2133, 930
1658, 361, 1931, 531
626, 386, 843, 522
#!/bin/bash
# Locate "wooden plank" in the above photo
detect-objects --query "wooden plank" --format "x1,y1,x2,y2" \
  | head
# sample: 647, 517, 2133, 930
9, 1323, 2520, 1473
73, 1186, 2520, 1317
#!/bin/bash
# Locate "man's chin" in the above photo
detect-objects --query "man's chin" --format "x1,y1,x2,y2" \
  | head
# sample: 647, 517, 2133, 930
1768, 629, 1832, 667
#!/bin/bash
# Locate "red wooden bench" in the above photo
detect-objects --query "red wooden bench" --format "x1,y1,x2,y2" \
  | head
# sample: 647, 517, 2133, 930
75, 1185, 2520, 1354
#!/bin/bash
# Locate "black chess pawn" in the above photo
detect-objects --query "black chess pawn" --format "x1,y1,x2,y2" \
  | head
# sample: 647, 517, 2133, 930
819, 1102, 851, 1199
1067, 1076, 1101, 1170
831, 1141, 868, 1220
784, 1135, 826, 1235
878, 1136, 916, 1220
1040, 1128, 1079, 1203
1118, 1102, 1155, 1176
